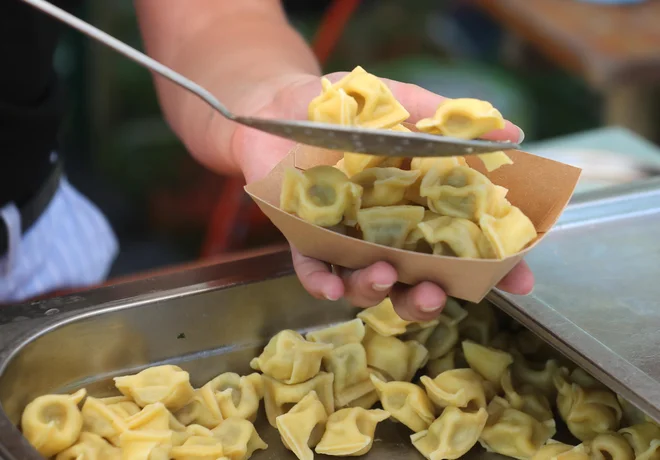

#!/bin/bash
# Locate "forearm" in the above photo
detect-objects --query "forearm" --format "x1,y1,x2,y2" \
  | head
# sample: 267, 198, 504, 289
134, 0, 320, 174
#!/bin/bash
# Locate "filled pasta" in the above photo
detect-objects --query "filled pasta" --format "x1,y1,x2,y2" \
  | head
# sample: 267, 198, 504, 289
323, 342, 374, 408
175, 384, 224, 428
308, 77, 359, 126
351, 167, 420, 208
357, 205, 426, 249
420, 368, 487, 411
306, 318, 366, 347
21, 389, 87, 457
114, 365, 195, 412
411, 406, 488, 460
586, 432, 635, 460
501, 368, 554, 423
619, 422, 660, 460
275, 391, 328, 460
357, 297, 411, 336
362, 327, 428, 382
281, 166, 363, 227
417, 215, 491, 258
315, 407, 390, 456
204, 372, 263, 422
210, 417, 268, 460
462, 340, 513, 390
54, 432, 121, 460
118, 429, 173, 460
370, 374, 435, 432
479, 206, 538, 259
250, 329, 332, 385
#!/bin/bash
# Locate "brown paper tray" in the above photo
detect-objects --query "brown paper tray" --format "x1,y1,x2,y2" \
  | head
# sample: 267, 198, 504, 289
245, 144, 581, 302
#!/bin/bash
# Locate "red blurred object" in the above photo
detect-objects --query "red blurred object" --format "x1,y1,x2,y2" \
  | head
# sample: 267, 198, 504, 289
200, 0, 360, 257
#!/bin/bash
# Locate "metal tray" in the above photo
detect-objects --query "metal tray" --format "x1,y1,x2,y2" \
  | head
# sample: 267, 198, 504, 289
1, 177, 659, 459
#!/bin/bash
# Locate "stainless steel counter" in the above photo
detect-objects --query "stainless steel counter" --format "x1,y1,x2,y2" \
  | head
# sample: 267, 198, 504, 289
1, 177, 659, 459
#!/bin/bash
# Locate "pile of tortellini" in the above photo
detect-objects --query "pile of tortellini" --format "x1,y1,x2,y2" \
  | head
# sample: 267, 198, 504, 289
280, 66, 538, 259
20, 298, 660, 460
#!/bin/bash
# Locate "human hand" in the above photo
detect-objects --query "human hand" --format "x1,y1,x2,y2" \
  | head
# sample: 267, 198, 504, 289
227, 72, 534, 321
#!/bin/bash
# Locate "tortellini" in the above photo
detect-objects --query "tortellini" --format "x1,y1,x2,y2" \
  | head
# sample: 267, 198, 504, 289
370, 374, 435, 432
174, 384, 224, 428
479, 397, 555, 459
250, 329, 332, 385
276, 392, 328, 460
21, 389, 87, 457
55, 432, 121, 460
351, 167, 420, 208
586, 432, 635, 460
420, 368, 487, 411
315, 407, 390, 456
424, 314, 460, 360
114, 365, 195, 412
357, 205, 426, 249
118, 429, 173, 460
363, 327, 428, 382
462, 340, 513, 390
479, 206, 538, 259
458, 300, 499, 345
281, 166, 362, 227
531, 441, 589, 460
619, 422, 660, 460
262, 372, 335, 427
306, 319, 366, 347
554, 367, 622, 441
419, 166, 502, 222
308, 78, 358, 126
501, 368, 554, 423
210, 417, 268, 460
411, 406, 488, 460
357, 297, 411, 336
417, 215, 492, 258
415, 98, 513, 173
204, 372, 263, 421
323, 343, 374, 408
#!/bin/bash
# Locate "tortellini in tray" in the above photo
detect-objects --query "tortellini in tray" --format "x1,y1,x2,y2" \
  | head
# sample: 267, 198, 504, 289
280, 66, 538, 261
19, 297, 654, 460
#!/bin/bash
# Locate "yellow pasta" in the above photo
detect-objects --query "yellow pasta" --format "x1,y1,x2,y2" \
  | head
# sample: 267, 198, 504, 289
54, 432, 121, 460
357, 205, 426, 249
370, 374, 436, 432
351, 167, 420, 208
315, 407, 390, 456
323, 342, 374, 408
619, 422, 660, 460
306, 318, 366, 347
308, 78, 359, 126
204, 372, 263, 422
479, 206, 538, 258
462, 340, 513, 390
362, 327, 428, 382
275, 391, 328, 460
114, 365, 194, 412
586, 432, 635, 460
357, 297, 411, 336
281, 166, 363, 227
210, 417, 268, 460
420, 368, 487, 411
418, 215, 492, 258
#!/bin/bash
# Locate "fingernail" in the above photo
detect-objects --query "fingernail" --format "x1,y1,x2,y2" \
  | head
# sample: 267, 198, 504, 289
517, 127, 526, 144
324, 292, 340, 301
372, 283, 393, 292
418, 303, 442, 313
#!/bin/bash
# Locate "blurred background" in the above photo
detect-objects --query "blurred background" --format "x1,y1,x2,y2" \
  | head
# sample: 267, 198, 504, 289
52, 0, 660, 281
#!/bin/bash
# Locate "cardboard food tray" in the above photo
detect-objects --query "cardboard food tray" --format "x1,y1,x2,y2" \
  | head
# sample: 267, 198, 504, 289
245, 143, 581, 302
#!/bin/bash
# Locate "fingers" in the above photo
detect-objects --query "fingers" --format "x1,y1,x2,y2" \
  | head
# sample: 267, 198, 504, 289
390, 281, 447, 322
291, 246, 344, 301
339, 261, 398, 308
496, 260, 535, 295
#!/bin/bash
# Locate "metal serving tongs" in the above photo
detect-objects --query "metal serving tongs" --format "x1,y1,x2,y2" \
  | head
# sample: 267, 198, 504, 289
22, 0, 520, 158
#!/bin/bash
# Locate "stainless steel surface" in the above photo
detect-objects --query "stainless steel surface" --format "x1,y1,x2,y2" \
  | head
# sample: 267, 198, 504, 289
21, 0, 519, 159
2, 178, 660, 458
491, 176, 660, 424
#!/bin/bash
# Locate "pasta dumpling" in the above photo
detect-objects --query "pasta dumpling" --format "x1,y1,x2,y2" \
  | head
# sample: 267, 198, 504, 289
479, 206, 538, 259
308, 78, 358, 126
275, 391, 328, 460
419, 166, 502, 222
125, 402, 185, 432
619, 422, 660, 460
262, 372, 335, 427
403, 210, 438, 253
210, 417, 268, 460
114, 365, 194, 412
357, 297, 411, 336
21, 388, 87, 457
169, 435, 225, 460
554, 367, 622, 441
586, 432, 635, 460
531, 441, 587, 460
281, 166, 362, 227
501, 368, 554, 423
118, 430, 173, 460
323, 342, 374, 408
411, 406, 488, 460
175, 384, 224, 428
424, 315, 460, 360
459, 301, 499, 345
204, 372, 263, 422
306, 318, 366, 347
357, 205, 425, 249
463, 340, 513, 390
479, 396, 555, 460
420, 368, 487, 411
351, 167, 420, 208
55, 432, 120, 460
81, 396, 129, 446
370, 374, 435, 432
415, 98, 512, 173
250, 329, 333, 385
418, 215, 491, 258
425, 351, 457, 378
510, 351, 559, 399
315, 407, 390, 456
330, 66, 410, 129
362, 327, 428, 382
